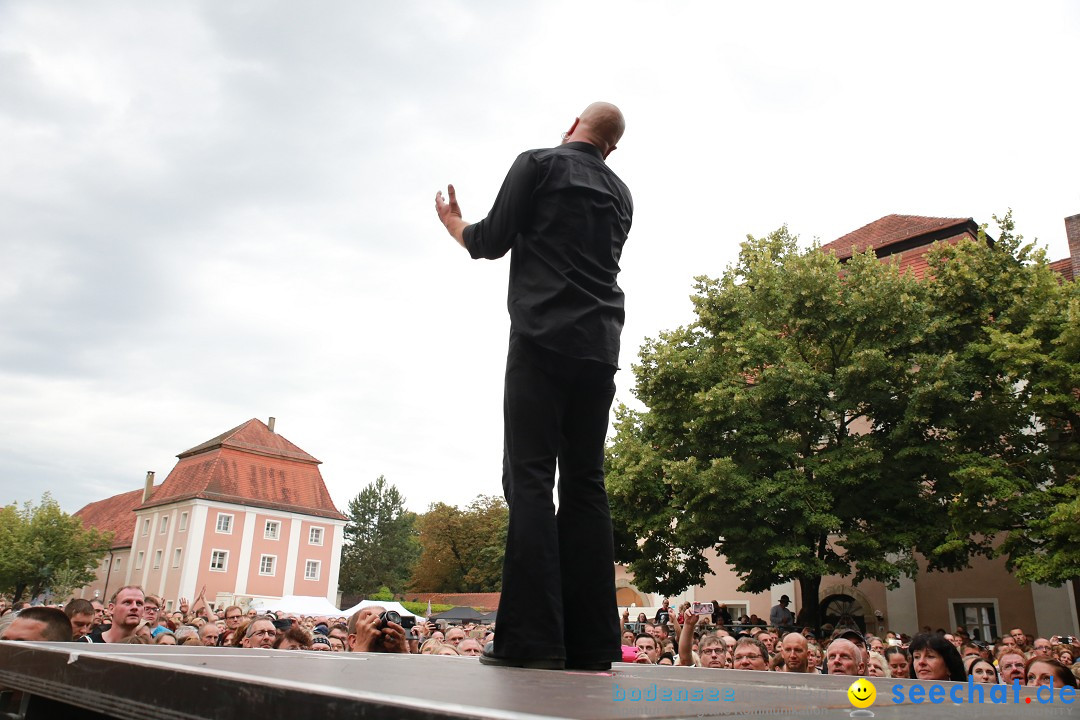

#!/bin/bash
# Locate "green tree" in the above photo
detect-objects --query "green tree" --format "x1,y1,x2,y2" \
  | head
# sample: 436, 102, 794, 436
338, 476, 419, 598
920, 213, 1080, 584
409, 495, 508, 593
606, 227, 976, 626
0, 493, 112, 601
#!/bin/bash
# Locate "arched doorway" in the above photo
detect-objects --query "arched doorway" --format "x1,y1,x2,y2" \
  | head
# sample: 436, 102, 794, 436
821, 594, 866, 633
616, 586, 646, 608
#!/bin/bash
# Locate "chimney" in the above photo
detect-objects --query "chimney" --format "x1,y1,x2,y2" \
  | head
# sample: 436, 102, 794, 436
143, 471, 155, 503
267, 417, 276, 433
1065, 213, 1080, 280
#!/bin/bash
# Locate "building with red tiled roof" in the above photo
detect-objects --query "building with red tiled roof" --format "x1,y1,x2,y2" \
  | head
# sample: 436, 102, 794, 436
820, 214, 981, 279
74, 418, 347, 612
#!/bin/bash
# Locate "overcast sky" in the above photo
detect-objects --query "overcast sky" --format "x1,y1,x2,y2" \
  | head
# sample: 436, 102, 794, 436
2, 1, 1077, 517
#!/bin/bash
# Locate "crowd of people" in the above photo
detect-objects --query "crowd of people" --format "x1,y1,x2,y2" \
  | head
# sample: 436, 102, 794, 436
0, 586, 490, 656
619, 600, 1079, 690
2, 589, 1079, 692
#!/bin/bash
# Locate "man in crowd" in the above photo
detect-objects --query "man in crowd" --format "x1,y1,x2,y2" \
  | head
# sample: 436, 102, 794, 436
778, 632, 813, 673
443, 626, 466, 648
458, 638, 484, 657
63, 598, 95, 641
1, 607, 72, 642
654, 599, 672, 624
755, 630, 778, 655
997, 648, 1028, 685
241, 617, 278, 649
84, 586, 144, 643
826, 638, 865, 676
695, 635, 729, 669
327, 624, 348, 652
634, 634, 660, 664
143, 595, 168, 637
346, 606, 409, 653
731, 637, 770, 671
769, 595, 794, 631
223, 606, 244, 636
1032, 637, 1054, 658
437, 102, 632, 672
90, 599, 106, 629
199, 622, 221, 647
1009, 627, 1028, 651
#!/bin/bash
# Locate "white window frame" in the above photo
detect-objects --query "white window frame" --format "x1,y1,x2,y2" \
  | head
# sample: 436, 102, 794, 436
264, 520, 280, 540
308, 527, 323, 546
160, 516, 169, 534
210, 549, 228, 572
142, 518, 151, 536
172, 548, 182, 568
165, 600, 174, 612
304, 560, 320, 581
216, 513, 233, 534
114, 557, 121, 571
135, 551, 144, 570
259, 554, 276, 576
949, 598, 1001, 643
179, 512, 188, 532
153, 549, 162, 569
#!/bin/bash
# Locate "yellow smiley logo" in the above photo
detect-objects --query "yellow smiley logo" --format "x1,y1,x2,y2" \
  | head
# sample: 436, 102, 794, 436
847, 678, 876, 709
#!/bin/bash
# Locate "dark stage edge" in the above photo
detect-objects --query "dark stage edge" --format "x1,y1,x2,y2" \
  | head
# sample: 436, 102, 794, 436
0, 643, 1073, 719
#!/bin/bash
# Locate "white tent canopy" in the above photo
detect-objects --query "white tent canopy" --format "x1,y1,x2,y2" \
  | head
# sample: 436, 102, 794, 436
250, 595, 344, 617
339, 600, 421, 621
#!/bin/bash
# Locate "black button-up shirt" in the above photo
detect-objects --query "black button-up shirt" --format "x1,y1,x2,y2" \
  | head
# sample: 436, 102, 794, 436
463, 142, 633, 367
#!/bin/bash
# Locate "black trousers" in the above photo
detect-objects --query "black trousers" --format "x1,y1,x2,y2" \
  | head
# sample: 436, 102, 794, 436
493, 333, 621, 663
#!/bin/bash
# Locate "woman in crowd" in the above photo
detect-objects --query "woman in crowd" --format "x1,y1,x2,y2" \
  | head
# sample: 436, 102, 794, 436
908, 633, 966, 682
273, 625, 311, 650
1053, 643, 1076, 667
807, 643, 823, 673
154, 631, 177, 646
866, 652, 890, 678
884, 646, 912, 678
964, 656, 998, 684
1026, 658, 1078, 689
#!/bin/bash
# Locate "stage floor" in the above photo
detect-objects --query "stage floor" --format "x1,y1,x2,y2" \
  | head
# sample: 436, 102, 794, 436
0, 643, 1072, 719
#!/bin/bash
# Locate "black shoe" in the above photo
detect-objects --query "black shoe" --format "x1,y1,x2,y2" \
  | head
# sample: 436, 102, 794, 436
478, 643, 564, 670
566, 660, 611, 671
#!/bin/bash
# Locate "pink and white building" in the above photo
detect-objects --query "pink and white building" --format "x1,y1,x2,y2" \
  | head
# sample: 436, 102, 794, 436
75, 418, 346, 612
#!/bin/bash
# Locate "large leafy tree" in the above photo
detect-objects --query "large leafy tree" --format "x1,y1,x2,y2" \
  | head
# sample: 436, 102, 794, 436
608, 227, 984, 625
607, 218, 1079, 622
338, 476, 419, 598
921, 214, 1080, 584
0, 493, 112, 602
409, 495, 508, 593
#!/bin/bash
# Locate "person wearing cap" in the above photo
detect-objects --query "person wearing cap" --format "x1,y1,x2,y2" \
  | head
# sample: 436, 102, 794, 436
769, 595, 794, 632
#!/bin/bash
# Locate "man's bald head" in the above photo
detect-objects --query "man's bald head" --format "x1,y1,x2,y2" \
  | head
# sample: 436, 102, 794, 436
566, 102, 625, 158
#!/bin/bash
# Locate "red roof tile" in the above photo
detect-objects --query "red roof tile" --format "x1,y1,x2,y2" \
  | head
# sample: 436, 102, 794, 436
140, 419, 345, 521
178, 418, 320, 463
822, 214, 977, 260
75, 487, 154, 549
1049, 257, 1074, 281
